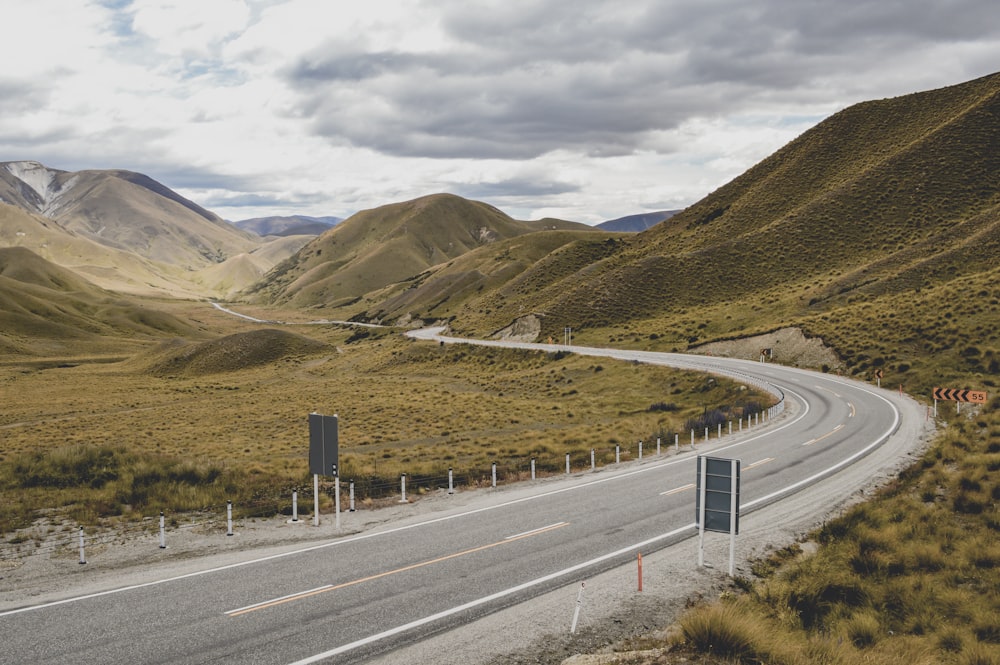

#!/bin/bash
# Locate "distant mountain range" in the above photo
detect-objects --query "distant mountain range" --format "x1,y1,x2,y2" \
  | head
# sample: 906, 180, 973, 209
0, 161, 315, 298
233, 215, 343, 237
596, 210, 679, 232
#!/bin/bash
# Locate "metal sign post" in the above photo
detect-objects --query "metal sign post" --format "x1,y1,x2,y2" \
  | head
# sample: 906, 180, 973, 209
695, 455, 741, 575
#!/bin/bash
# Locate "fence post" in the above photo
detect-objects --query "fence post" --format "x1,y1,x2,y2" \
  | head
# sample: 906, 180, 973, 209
159, 512, 166, 549
227, 501, 234, 536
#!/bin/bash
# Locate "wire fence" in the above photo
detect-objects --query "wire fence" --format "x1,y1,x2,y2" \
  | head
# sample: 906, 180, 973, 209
1, 399, 786, 565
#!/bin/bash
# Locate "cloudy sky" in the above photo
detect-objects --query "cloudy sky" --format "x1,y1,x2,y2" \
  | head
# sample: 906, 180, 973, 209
1, 1, 997, 224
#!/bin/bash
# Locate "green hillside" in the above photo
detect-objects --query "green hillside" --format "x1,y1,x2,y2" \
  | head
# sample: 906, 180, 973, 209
445, 72, 999, 394
0, 246, 201, 355
244, 193, 590, 309
337, 229, 625, 327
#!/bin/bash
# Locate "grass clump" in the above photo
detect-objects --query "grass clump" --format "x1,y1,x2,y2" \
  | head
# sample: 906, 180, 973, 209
666, 399, 1000, 665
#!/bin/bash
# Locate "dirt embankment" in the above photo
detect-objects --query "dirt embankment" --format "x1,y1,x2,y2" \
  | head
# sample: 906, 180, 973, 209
692, 327, 843, 371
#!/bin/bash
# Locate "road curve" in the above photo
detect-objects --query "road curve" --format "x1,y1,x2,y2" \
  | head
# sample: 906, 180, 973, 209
0, 326, 927, 665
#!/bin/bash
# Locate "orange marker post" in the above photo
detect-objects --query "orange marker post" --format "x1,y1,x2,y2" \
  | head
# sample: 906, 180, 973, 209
637, 552, 643, 592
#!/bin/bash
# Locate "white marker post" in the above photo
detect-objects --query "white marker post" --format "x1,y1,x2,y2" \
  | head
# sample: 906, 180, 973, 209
227, 501, 234, 536
159, 512, 166, 549
78, 527, 86, 565
313, 474, 320, 527
570, 582, 585, 633
292, 489, 299, 522
334, 476, 341, 530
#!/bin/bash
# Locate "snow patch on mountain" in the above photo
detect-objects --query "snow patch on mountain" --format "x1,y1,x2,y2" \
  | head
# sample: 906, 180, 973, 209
3, 161, 72, 215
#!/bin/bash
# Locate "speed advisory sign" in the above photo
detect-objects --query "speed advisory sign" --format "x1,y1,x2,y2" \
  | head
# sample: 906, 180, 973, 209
933, 387, 988, 404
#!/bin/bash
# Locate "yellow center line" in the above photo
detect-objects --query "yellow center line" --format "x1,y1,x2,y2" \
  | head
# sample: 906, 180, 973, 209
803, 423, 844, 446
660, 483, 695, 496
744, 457, 775, 470
226, 521, 570, 617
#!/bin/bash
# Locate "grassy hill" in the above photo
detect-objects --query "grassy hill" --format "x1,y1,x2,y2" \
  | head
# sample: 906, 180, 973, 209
133, 328, 331, 377
442, 72, 999, 394
0, 246, 202, 356
244, 193, 596, 309
322, 229, 625, 328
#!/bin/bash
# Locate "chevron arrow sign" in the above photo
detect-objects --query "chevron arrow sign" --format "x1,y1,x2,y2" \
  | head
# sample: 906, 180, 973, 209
933, 387, 988, 403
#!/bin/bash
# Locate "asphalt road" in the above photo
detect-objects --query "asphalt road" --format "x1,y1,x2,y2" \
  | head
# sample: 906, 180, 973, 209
0, 329, 916, 665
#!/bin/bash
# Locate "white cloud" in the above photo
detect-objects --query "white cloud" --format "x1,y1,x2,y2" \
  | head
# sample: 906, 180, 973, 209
128, 0, 251, 58
0, 0, 997, 224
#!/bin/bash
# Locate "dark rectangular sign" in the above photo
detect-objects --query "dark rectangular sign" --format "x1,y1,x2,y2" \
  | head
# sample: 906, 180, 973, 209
309, 413, 339, 476
696, 456, 740, 534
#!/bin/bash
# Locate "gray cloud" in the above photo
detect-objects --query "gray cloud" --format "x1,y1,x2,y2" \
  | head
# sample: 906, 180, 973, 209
284, 0, 1000, 161
448, 176, 581, 201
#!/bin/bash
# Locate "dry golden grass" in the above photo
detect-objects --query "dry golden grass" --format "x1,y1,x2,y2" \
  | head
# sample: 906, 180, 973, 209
0, 300, 774, 534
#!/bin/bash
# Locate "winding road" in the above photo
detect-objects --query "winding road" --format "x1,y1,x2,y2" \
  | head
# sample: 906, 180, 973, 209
0, 325, 927, 664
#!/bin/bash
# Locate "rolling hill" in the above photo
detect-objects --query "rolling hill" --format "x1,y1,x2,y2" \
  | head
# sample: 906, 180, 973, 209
434, 71, 999, 391
0, 246, 202, 355
244, 193, 595, 309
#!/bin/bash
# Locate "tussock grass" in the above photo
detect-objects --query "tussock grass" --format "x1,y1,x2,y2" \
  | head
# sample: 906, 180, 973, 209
0, 309, 774, 535
668, 398, 1000, 665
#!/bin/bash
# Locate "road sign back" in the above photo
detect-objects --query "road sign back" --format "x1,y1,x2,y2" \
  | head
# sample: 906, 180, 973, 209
309, 413, 339, 476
